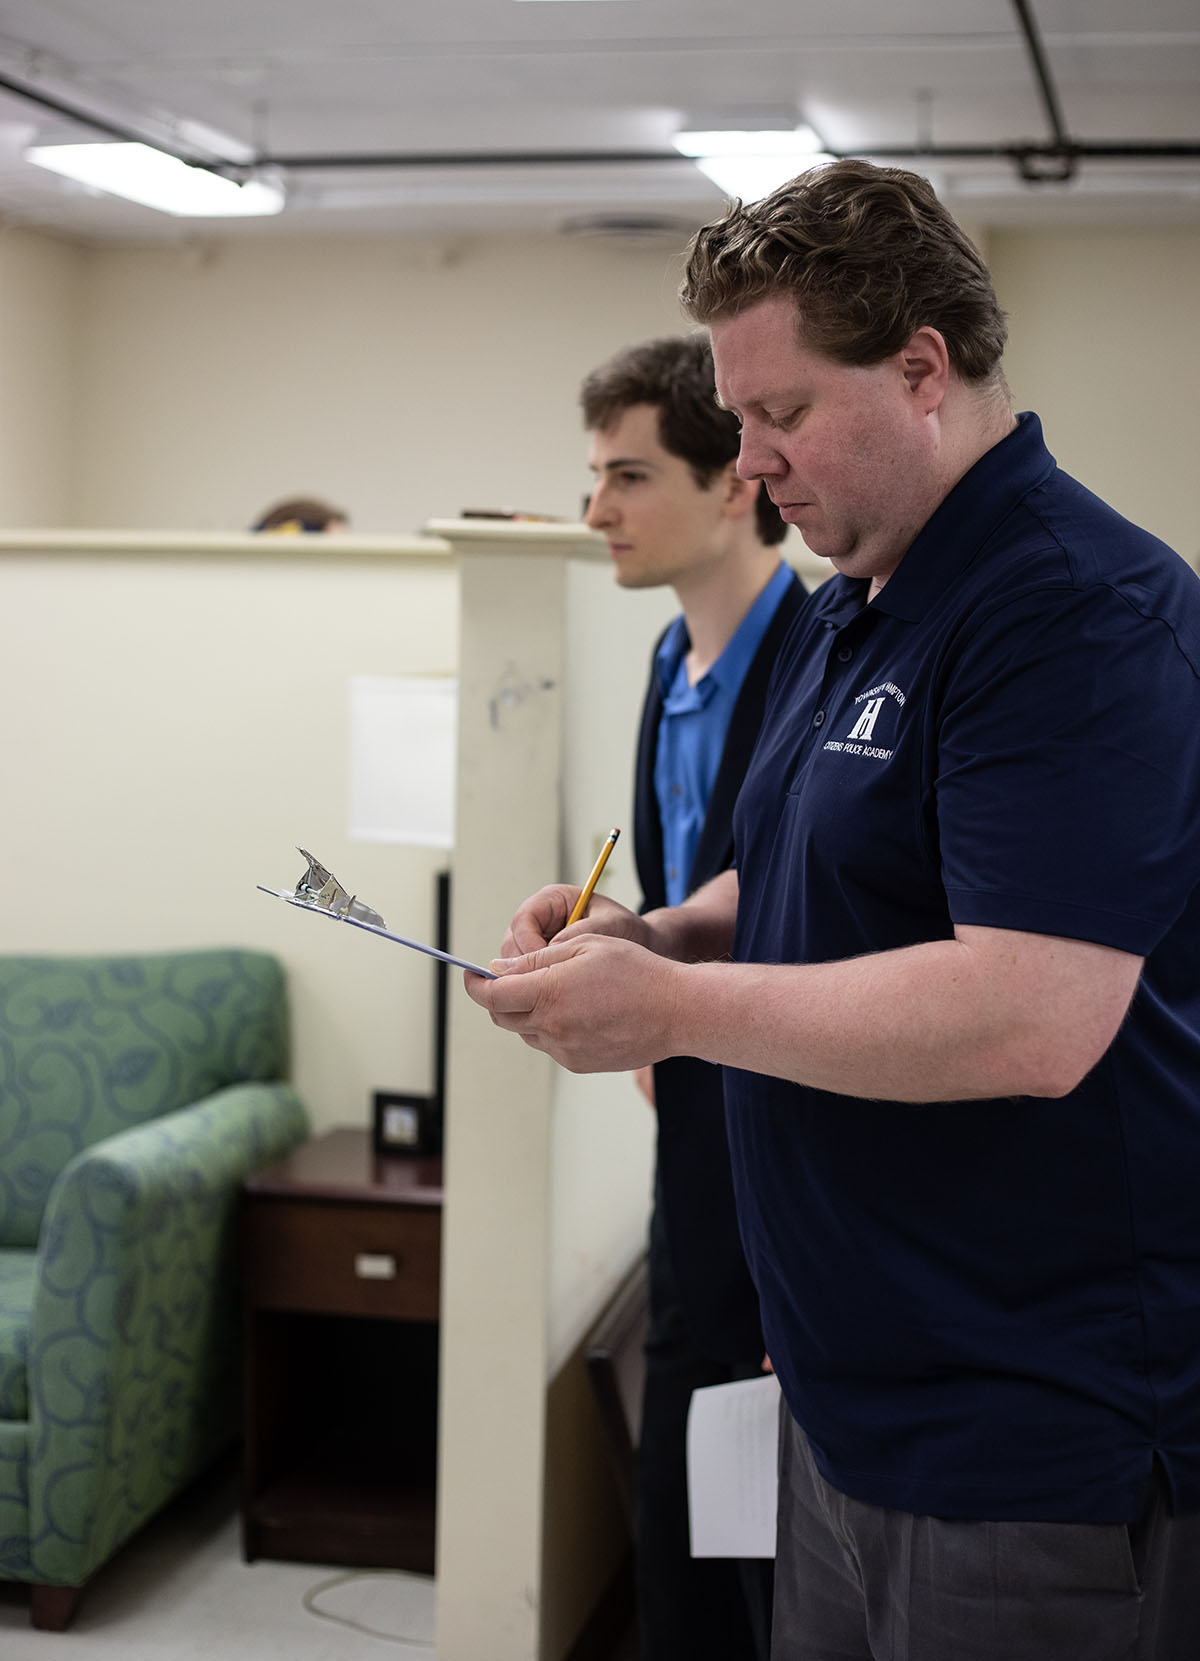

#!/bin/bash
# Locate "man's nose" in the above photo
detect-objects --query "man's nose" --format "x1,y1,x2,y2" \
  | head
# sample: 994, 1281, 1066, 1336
585, 484, 615, 528
737, 423, 785, 481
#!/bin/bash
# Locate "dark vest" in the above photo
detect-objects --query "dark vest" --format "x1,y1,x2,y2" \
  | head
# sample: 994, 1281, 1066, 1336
633, 570, 807, 1359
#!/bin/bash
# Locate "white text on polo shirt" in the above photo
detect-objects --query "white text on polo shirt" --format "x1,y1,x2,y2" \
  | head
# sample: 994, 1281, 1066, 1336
822, 681, 907, 761
823, 740, 894, 758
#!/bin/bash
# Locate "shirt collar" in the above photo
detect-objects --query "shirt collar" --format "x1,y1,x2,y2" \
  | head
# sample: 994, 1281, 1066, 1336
653, 614, 691, 698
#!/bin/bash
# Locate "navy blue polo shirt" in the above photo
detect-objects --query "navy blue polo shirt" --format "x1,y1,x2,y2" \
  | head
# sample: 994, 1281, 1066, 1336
725, 413, 1200, 1522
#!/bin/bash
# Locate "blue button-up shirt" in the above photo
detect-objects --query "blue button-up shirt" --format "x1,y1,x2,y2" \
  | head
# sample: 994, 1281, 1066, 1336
654, 560, 794, 905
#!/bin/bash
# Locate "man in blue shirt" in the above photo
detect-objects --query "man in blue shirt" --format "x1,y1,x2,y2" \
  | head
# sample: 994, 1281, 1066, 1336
470, 161, 1200, 1659
580, 335, 805, 1661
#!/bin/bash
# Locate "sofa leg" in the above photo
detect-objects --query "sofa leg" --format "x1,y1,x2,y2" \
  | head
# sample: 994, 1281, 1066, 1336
30, 1583, 86, 1631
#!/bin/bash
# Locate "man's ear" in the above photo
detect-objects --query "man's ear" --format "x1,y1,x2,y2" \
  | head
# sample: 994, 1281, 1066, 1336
900, 326, 950, 413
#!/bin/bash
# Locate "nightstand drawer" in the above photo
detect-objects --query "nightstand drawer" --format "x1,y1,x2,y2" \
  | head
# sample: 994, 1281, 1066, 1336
243, 1198, 441, 1320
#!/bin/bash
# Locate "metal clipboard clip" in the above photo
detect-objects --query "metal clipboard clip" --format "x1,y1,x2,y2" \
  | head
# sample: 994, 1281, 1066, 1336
258, 847, 495, 978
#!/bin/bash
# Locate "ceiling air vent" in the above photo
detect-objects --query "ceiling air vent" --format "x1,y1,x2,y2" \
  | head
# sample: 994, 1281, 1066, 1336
558, 213, 698, 248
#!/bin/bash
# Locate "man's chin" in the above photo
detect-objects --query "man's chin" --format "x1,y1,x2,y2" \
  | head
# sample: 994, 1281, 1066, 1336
795, 530, 833, 561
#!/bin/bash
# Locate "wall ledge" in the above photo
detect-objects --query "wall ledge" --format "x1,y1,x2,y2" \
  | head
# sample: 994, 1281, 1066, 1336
426, 516, 833, 586
426, 517, 607, 561
0, 528, 452, 560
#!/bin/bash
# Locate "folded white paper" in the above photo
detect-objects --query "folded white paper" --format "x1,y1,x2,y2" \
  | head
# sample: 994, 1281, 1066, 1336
686, 1372, 780, 1559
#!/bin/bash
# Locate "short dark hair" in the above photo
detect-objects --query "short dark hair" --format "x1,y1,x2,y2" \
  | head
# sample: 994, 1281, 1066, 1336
580, 334, 787, 547
680, 160, 1007, 384
252, 496, 348, 533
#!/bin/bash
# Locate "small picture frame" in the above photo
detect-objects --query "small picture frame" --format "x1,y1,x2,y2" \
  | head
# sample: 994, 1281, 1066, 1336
372, 1091, 439, 1157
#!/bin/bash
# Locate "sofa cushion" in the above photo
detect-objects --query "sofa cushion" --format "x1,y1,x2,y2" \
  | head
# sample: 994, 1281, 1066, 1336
0, 1251, 36, 1420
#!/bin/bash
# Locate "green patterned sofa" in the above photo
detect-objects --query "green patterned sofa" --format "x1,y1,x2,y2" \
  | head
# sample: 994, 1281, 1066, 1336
0, 949, 309, 1629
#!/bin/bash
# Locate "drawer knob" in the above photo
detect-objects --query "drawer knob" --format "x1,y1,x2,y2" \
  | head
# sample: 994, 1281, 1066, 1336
354, 1252, 398, 1280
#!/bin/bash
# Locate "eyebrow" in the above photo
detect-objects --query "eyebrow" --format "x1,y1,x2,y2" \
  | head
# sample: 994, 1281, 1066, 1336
590, 455, 661, 474
715, 389, 802, 414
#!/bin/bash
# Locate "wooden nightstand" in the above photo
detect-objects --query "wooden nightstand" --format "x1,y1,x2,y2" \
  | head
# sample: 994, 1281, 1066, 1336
240, 1126, 443, 1572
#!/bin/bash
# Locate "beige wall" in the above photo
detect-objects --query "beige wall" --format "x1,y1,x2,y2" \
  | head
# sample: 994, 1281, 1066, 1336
3, 221, 1195, 563
989, 230, 1200, 563
69, 233, 696, 535
0, 226, 81, 525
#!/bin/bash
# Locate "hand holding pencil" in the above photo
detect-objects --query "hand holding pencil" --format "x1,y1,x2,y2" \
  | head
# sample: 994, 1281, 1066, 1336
466, 827, 687, 1075
566, 828, 620, 926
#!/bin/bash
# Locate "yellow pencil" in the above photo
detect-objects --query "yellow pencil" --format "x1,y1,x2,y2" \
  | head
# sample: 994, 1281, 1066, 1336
567, 828, 620, 925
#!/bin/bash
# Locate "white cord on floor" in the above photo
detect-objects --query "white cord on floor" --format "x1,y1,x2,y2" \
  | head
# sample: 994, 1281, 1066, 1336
301, 1568, 437, 1648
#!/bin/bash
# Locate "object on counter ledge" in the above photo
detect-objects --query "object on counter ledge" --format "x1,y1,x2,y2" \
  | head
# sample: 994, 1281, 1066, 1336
459, 508, 565, 522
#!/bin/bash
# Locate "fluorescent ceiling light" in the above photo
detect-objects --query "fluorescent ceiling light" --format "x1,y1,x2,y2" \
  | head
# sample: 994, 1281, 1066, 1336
674, 126, 834, 202
690, 153, 836, 200
26, 143, 285, 217
673, 127, 826, 159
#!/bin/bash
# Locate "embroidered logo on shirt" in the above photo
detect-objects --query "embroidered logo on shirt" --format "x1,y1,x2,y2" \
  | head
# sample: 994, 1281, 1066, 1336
824, 682, 905, 761
847, 698, 884, 741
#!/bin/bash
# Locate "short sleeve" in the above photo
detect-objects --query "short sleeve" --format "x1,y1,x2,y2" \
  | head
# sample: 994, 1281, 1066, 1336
936, 582, 1200, 954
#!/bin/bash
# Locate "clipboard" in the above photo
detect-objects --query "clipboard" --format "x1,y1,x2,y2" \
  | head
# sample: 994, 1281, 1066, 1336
258, 848, 496, 978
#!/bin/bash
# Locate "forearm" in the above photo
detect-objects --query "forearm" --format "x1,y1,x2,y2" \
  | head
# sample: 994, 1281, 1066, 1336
641, 868, 739, 963
668, 928, 1140, 1103
473, 916, 1139, 1098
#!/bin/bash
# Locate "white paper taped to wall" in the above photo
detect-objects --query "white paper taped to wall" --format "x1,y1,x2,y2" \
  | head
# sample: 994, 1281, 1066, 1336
686, 1372, 780, 1558
349, 674, 457, 846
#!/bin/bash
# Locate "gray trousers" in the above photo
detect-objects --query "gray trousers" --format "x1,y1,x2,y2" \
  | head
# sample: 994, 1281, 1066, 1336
773, 1406, 1200, 1661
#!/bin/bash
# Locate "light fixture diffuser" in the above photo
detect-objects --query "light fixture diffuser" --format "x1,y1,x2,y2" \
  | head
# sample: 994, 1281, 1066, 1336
672, 127, 826, 159
673, 126, 834, 202
26, 142, 285, 217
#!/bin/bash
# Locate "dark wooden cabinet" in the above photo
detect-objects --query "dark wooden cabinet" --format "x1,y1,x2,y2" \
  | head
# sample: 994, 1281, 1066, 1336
240, 1127, 443, 1572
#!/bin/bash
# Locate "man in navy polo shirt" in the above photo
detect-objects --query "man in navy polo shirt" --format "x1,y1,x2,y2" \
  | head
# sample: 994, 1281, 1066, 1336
468, 160, 1200, 1659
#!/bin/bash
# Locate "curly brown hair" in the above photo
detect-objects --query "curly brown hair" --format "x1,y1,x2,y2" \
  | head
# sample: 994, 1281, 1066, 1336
680, 160, 1007, 384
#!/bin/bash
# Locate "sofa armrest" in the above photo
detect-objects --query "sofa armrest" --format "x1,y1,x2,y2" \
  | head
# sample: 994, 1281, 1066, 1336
26, 1081, 309, 1585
